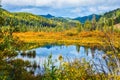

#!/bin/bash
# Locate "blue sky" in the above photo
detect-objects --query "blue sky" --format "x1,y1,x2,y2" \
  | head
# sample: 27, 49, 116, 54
1, 0, 120, 18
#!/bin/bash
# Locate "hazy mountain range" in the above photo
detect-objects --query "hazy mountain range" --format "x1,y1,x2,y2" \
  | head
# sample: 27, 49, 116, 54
40, 14, 101, 23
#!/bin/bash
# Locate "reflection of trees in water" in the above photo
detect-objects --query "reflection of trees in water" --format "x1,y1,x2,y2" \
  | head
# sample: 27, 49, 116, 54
91, 46, 97, 58
75, 45, 96, 58
27, 61, 41, 75
84, 47, 89, 56
76, 44, 80, 53
21, 50, 36, 58
20, 50, 44, 75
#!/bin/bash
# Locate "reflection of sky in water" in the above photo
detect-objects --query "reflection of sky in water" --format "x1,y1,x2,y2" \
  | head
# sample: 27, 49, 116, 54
17, 45, 109, 74
35, 46, 93, 60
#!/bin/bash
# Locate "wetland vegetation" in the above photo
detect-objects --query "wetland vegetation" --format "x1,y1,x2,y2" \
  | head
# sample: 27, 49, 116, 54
0, 1, 120, 80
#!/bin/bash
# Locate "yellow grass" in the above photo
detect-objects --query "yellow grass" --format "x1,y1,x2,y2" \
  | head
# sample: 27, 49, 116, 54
12, 29, 120, 49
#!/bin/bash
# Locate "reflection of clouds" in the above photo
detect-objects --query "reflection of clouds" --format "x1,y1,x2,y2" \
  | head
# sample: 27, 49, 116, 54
69, 51, 79, 55
16, 45, 108, 74
17, 45, 105, 65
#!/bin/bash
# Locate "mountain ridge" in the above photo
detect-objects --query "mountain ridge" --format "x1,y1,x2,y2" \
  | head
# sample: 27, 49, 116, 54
40, 14, 55, 18
73, 14, 101, 23
0, 8, 80, 29
1, 8, 120, 28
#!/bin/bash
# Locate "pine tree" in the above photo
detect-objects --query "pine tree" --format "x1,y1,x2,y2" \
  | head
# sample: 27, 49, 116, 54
91, 15, 97, 30
76, 22, 82, 32
84, 19, 91, 31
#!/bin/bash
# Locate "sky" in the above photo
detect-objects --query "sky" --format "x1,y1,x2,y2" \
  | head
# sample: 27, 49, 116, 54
1, 0, 120, 18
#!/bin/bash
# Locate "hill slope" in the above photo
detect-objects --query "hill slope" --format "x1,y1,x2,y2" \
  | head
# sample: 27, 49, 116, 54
99, 8, 120, 25
0, 8, 57, 27
0, 8, 80, 29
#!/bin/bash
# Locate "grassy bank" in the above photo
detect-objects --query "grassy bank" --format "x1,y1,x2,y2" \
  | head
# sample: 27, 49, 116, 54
13, 29, 120, 49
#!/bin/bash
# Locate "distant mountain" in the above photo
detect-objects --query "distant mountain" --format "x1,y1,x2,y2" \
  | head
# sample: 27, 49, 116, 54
41, 14, 79, 24
41, 14, 55, 18
41, 14, 70, 22
73, 14, 101, 23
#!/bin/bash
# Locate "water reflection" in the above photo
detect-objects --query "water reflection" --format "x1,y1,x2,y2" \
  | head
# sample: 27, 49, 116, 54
20, 50, 36, 58
17, 45, 106, 75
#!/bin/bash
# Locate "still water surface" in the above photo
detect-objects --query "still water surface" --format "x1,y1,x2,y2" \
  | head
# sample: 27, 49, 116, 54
17, 45, 108, 75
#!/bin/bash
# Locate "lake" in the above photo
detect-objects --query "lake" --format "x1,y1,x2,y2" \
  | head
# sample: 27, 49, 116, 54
16, 45, 108, 75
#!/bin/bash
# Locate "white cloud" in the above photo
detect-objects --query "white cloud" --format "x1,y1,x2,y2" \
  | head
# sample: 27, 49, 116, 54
18, 8, 39, 13
89, 7, 97, 13
13, 7, 56, 16
35, 0, 54, 7
1, 0, 120, 17
2, 0, 35, 6
2, 0, 120, 8
98, 6, 110, 11
71, 8, 82, 13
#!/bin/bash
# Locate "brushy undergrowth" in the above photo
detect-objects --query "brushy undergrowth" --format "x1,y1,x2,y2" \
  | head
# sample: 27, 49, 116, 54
39, 52, 120, 80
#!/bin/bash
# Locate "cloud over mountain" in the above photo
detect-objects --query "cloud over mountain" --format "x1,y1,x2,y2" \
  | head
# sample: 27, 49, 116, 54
1, 0, 120, 17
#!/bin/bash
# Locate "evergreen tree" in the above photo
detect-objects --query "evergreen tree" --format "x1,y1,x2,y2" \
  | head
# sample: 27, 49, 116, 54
111, 17, 114, 32
91, 15, 97, 30
76, 22, 82, 32
84, 19, 91, 31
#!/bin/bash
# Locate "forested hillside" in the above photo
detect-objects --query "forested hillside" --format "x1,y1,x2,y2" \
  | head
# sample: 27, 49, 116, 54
99, 8, 120, 26
1, 8, 56, 27
0, 8, 120, 33
0, 8, 80, 32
